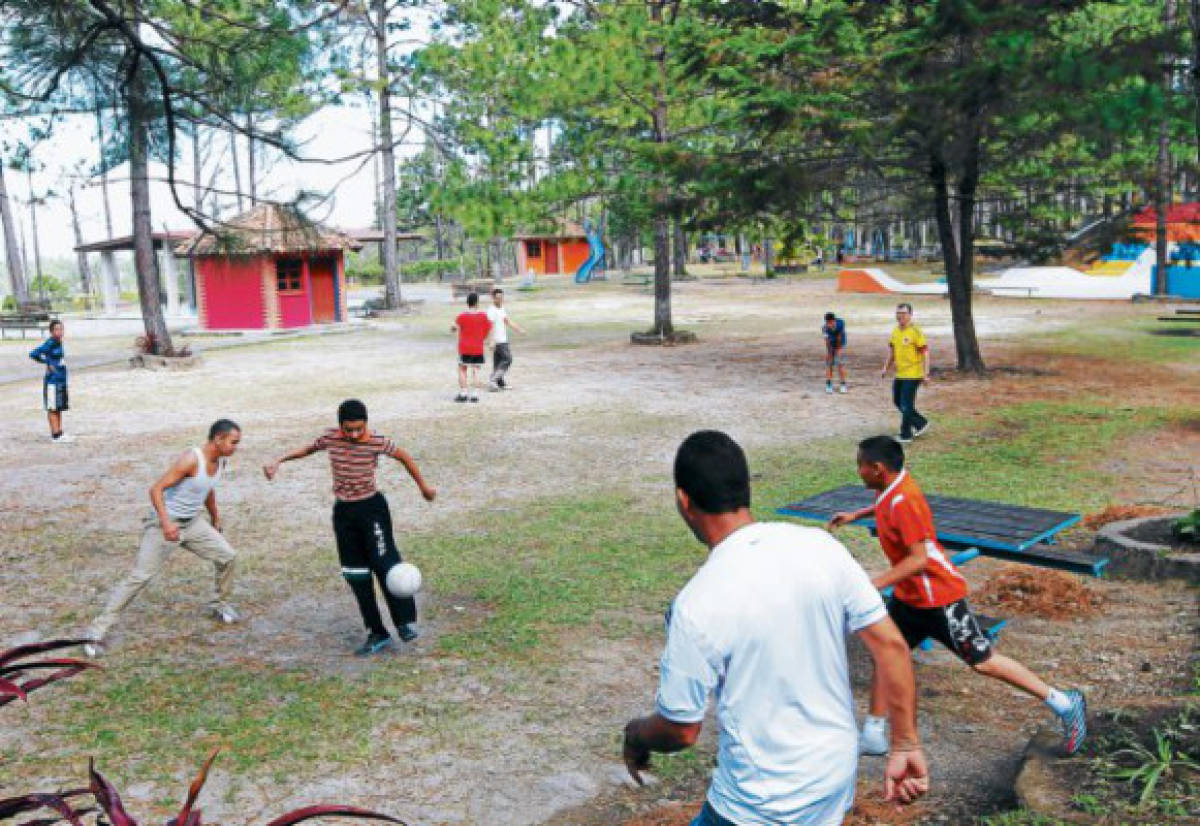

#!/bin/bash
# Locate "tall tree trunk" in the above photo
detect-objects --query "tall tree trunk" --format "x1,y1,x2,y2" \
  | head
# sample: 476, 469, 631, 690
930, 146, 985, 372
26, 167, 43, 288
96, 104, 114, 239
648, 0, 672, 337
375, 0, 402, 307
192, 126, 203, 212
246, 113, 257, 205
68, 185, 94, 296
672, 219, 688, 276
0, 164, 29, 302
1156, 0, 1178, 295
228, 127, 244, 214
128, 56, 173, 355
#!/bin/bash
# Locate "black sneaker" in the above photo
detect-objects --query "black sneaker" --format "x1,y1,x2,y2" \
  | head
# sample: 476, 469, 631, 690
454, 394, 468, 403
397, 623, 419, 643
354, 631, 393, 656
496, 377, 507, 389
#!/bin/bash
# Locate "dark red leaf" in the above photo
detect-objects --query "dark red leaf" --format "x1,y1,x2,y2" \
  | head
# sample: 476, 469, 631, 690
261, 806, 407, 826
0, 791, 90, 826
0, 659, 96, 677
0, 677, 27, 702
89, 760, 138, 826
0, 640, 92, 667
170, 748, 220, 826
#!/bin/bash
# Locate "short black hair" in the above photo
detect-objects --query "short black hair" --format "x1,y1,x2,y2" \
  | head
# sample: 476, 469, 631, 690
208, 418, 241, 440
858, 435, 904, 471
467, 292, 479, 307
49, 319, 63, 331
824, 312, 836, 322
492, 287, 503, 296
674, 430, 751, 514
896, 302, 913, 314
338, 398, 368, 423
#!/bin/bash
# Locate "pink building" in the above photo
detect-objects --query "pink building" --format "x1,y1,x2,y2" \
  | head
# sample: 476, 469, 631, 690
178, 204, 360, 330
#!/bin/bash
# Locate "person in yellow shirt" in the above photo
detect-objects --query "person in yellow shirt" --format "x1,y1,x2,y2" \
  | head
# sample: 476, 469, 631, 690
881, 303, 930, 443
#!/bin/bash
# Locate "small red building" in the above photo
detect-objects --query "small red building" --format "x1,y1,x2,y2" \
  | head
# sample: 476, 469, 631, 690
178, 204, 360, 330
514, 220, 591, 276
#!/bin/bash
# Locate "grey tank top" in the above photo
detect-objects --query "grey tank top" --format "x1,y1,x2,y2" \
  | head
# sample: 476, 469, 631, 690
163, 447, 224, 520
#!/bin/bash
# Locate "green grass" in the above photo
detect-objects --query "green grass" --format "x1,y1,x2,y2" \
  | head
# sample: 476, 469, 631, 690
1042, 316, 1200, 364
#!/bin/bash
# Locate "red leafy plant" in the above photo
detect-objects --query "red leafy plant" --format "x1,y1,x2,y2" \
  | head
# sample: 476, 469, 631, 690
0, 640, 95, 709
2, 748, 409, 826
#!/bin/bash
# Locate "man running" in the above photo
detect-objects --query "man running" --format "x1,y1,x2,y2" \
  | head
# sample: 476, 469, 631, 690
623, 430, 929, 825
263, 399, 436, 656
29, 319, 71, 442
84, 419, 244, 656
823, 311, 848, 394
881, 303, 930, 443
486, 287, 525, 391
451, 292, 491, 402
828, 435, 1088, 757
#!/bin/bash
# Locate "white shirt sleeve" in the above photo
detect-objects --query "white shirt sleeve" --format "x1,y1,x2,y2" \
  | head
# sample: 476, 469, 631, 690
841, 550, 888, 633
655, 605, 720, 724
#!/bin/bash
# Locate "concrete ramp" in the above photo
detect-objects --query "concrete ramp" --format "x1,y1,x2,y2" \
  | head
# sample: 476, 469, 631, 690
977, 247, 1155, 299
837, 267, 948, 295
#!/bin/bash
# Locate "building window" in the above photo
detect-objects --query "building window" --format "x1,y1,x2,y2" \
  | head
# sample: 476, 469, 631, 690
526, 240, 542, 258
276, 258, 303, 292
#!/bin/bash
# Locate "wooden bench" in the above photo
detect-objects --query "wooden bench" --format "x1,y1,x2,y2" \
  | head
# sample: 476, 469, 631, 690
451, 280, 497, 299
0, 312, 50, 340
1158, 307, 1200, 322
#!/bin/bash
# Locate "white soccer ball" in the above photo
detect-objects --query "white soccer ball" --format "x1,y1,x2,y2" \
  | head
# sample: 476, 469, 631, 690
385, 562, 423, 597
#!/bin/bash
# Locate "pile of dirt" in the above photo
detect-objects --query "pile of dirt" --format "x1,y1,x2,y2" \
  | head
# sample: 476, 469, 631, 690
974, 565, 1103, 619
1083, 504, 1173, 529
622, 802, 697, 826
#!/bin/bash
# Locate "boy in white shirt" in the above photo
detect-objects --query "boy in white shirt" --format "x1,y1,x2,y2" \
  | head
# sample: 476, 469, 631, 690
487, 288, 525, 391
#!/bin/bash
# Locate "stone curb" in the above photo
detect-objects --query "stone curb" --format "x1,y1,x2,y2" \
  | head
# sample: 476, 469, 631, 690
1096, 516, 1200, 583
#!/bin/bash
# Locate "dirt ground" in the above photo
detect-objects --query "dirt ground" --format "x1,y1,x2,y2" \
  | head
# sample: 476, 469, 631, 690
1, 277, 1197, 825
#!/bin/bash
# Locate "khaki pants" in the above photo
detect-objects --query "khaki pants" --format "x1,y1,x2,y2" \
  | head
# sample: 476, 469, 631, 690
89, 512, 237, 641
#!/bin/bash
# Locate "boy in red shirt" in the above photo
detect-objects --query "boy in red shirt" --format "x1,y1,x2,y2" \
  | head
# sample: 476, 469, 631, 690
451, 292, 492, 402
829, 436, 1087, 757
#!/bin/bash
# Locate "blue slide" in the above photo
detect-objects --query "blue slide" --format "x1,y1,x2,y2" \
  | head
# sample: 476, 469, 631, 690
575, 219, 606, 283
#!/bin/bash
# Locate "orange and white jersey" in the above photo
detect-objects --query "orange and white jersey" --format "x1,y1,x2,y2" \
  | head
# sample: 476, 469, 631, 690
874, 470, 968, 608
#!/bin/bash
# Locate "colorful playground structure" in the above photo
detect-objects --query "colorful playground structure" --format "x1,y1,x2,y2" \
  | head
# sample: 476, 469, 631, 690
574, 219, 606, 283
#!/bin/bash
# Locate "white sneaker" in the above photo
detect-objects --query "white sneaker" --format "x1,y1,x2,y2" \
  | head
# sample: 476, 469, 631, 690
53, 433, 76, 443
825, 385, 834, 394
83, 641, 105, 658
839, 385, 848, 394
859, 724, 888, 756
210, 605, 241, 624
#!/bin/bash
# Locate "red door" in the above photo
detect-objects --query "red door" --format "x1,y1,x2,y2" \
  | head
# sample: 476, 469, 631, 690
310, 257, 337, 322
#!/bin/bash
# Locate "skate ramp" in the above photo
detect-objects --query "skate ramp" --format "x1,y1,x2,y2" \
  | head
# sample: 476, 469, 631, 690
837, 268, 948, 295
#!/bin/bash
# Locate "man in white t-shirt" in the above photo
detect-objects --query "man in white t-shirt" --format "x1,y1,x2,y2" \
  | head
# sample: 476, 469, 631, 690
486, 287, 525, 391
622, 430, 929, 825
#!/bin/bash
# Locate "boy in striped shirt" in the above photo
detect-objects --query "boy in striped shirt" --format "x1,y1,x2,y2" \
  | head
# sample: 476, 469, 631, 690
829, 436, 1087, 757
264, 399, 437, 656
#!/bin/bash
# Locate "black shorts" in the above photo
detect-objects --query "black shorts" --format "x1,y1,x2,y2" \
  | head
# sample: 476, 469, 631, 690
459, 354, 485, 366
43, 382, 68, 412
887, 597, 993, 666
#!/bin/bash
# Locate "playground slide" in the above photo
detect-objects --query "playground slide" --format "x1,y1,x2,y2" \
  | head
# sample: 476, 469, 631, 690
976, 246, 1156, 299
575, 222, 605, 284
837, 267, 948, 296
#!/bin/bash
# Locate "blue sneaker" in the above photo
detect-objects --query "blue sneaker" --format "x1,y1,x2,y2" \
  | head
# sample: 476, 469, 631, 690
1058, 690, 1087, 755
354, 632, 393, 657
397, 623, 419, 643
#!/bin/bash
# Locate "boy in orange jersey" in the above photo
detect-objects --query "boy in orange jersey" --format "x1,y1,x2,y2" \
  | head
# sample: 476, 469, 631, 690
829, 436, 1087, 757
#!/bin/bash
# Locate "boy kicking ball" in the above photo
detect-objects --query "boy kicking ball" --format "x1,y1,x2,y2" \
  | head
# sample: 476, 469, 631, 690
263, 399, 436, 656
829, 435, 1088, 757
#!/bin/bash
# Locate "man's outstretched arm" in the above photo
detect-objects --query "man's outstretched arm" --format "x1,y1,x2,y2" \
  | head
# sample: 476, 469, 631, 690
262, 444, 319, 480
621, 714, 702, 785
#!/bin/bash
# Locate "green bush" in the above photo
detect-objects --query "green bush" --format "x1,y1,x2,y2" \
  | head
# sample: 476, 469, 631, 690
345, 257, 384, 284
28, 275, 70, 300
1172, 509, 1199, 543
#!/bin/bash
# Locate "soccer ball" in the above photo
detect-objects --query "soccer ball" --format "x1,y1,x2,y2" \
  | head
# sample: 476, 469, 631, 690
385, 562, 422, 597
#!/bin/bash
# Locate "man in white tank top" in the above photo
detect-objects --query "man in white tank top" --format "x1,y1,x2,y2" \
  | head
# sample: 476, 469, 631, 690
84, 420, 243, 657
